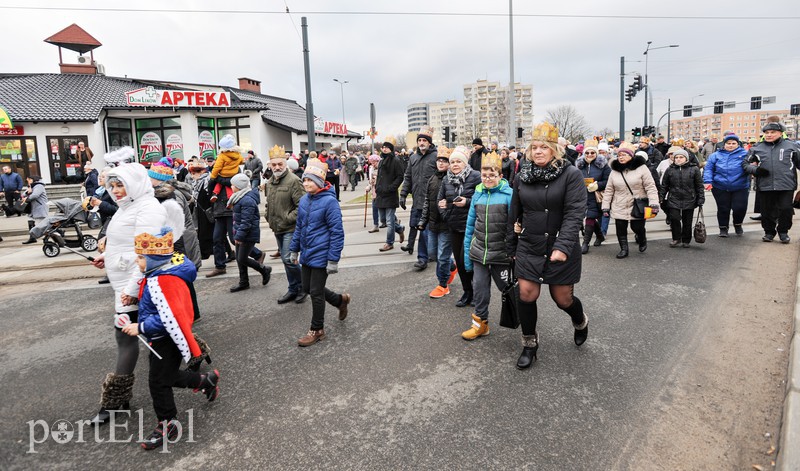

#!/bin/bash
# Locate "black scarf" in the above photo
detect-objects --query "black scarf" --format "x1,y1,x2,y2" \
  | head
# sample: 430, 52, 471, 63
517, 157, 566, 184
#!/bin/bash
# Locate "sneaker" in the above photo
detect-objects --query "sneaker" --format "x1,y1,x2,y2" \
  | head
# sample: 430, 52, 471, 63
298, 329, 325, 347
194, 369, 220, 401
368, 226, 380, 233
718, 226, 729, 238
413, 261, 428, 271
681, 242, 690, 248
429, 285, 450, 298
447, 267, 458, 285
461, 313, 489, 340
141, 420, 180, 451
762, 233, 775, 242
338, 293, 351, 320
205, 267, 226, 278
779, 233, 791, 244
734, 225, 744, 236
669, 240, 680, 248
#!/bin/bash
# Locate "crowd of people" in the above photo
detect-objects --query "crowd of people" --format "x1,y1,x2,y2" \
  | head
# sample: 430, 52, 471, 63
4, 113, 798, 450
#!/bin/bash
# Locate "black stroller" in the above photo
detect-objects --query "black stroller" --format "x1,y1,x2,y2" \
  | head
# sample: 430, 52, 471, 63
37, 198, 99, 258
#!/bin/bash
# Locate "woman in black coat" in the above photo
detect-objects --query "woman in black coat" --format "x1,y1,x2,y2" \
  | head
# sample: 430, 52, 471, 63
575, 141, 611, 253
437, 146, 481, 307
509, 123, 588, 370
659, 149, 704, 247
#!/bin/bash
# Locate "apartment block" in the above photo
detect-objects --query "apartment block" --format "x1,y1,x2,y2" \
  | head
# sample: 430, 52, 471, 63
669, 109, 798, 141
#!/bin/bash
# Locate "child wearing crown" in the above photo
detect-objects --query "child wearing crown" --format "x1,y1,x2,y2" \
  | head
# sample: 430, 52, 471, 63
121, 227, 221, 450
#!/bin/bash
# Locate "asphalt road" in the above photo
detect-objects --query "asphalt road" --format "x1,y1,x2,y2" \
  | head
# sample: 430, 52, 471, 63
1, 216, 795, 469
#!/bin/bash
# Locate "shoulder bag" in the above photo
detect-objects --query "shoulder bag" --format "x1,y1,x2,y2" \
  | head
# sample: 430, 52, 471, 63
620, 171, 648, 219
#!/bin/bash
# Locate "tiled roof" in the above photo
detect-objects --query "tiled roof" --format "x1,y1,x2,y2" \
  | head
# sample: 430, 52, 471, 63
0, 74, 267, 122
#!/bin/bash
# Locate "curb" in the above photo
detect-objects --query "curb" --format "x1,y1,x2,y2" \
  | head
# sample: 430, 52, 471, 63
777, 267, 800, 470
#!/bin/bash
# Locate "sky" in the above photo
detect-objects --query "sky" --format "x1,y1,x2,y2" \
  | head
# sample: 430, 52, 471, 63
2, 0, 800, 140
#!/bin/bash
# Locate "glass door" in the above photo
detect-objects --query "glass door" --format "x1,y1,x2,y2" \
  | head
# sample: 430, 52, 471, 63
47, 135, 88, 184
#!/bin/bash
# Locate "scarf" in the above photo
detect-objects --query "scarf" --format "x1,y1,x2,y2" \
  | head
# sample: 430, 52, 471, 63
227, 187, 250, 208
518, 157, 566, 184
190, 172, 209, 201
446, 166, 472, 194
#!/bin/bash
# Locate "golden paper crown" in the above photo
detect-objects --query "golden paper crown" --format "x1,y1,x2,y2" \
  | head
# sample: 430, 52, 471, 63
671, 138, 685, 147
531, 122, 559, 144
583, 139, 599, 150
134, 231, 174, 255
303, 158, 328, 180
268, 145, 286, 160
437, 146, 452, 159
481, 151, 502, 171
383, 136, 397, 147
417, 126, 434, 140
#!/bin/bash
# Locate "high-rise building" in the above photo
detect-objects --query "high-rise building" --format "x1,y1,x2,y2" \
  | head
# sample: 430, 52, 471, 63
407, 103, 430, 133
428, 100, 465, 146
669, 109, 797, 141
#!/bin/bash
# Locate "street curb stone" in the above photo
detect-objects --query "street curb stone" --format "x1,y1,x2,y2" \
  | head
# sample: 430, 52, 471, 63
777, 268, 800, 470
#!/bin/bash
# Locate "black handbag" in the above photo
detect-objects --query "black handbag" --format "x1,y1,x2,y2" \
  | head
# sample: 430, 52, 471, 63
499, 265, 520, 329
13, 199, 31, 215
694, 207, 707, 243
620, 172, 648, 219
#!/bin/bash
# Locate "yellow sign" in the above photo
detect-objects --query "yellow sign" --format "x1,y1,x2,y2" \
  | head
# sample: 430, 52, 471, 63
0, 107, 13, 130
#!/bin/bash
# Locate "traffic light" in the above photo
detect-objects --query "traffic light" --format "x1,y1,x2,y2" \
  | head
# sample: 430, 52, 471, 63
642, 126, 654, 136
714, 101, 724, 114
791, 104, 800, 116
451, 132, 457, 143
443, 126, 450, 143
633, 75, 643, 91
517, 127, 523, 138
625, 89, 634, 102
683, 105, 692, 117
750, 96, 762, 110
632, 127, 642, 137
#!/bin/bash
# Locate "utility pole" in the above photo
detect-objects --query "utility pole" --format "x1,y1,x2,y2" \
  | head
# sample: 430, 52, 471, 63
666, 99, 671, 142
619, 56, 625, 141
508, 0, 516, 148
301, 17, 315, 151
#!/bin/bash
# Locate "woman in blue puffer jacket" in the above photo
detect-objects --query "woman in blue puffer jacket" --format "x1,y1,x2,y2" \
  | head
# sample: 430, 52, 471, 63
289, 159, 349, 348
703, 134, 750, 237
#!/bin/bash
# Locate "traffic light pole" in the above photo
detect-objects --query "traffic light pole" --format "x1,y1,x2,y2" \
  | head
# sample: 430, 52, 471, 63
619, 56, 625, 141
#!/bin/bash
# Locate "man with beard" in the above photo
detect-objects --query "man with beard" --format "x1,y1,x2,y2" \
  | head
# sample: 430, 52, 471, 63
400, 127, 438, 270
374, 137, 406, 252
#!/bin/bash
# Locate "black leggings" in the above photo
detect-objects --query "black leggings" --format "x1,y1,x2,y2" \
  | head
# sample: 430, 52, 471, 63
615, 219, 645, 243
115, 315, 140, 375
301, 265, 343, 330
449, 230, 473, 293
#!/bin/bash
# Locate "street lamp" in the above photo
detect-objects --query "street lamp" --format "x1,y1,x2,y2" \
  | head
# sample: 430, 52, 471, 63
691, 93, 705, 107
333, 78, 348, 126
643, 41, 679, 127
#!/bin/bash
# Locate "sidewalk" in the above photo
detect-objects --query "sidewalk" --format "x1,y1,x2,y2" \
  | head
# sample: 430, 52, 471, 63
778, 265, 800, 470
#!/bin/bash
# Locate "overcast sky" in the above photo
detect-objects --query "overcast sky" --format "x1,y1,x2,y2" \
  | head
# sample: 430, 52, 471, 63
3, 0, 800, 139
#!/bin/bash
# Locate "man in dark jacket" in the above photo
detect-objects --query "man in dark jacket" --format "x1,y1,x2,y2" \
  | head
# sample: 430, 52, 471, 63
469, 138, 487, 171
0, 165, 24, 216
375, 137, 406, 252
742, 116, 800, 243
638, 137, 664, 169
244, 150, 264, 188
400, 127, 438, 270
654, 135, 671, 157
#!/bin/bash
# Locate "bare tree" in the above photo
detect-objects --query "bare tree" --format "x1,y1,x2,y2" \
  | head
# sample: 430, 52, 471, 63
545, 105, 591, 143
394, 133, 407, 151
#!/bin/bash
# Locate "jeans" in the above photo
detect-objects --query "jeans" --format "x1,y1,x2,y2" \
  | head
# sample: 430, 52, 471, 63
449, 229, 473, 293
472, 262, 512, 320
711, 188, 749, 228
148, 338, 203, 421
372, 200, 380, 227
276, 231, 302, 293
668, 207, 695, 243
759, 190, 794, 235
301, 265, 343, 330
212, 216, 234, 268
427, 230, 453, 286
383, 207, 404, 245
409, 208, 428, 262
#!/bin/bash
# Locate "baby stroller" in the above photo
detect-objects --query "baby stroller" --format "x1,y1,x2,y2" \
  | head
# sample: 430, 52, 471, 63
37, 198, 99, 258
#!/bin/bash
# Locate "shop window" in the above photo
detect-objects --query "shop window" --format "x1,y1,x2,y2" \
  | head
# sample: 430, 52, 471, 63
135, 116, 182, 162
107, 117, 133, 151
197, 118, 216, 159
215, 116, 251, 151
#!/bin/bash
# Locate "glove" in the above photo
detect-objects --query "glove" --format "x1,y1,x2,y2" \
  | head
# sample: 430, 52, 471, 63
289, 252, 299, 265
399, 197, 407, 210
327, 261, 338, 274
755, 166, 769, 177
704, 184, 712, 191
587, 181, 598, 192
650, 204, 660, 216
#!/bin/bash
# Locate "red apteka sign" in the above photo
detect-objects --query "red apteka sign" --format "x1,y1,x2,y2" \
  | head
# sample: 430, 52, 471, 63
322, 122, 348, 135
125, 86, 231, 108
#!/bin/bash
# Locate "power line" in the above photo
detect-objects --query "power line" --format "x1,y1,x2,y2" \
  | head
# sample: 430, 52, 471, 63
0, 5, 797, 20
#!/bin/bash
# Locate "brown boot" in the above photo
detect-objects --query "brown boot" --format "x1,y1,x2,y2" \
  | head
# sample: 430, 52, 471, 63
298, 329, 325, 347
338, 293, 351, 320
205, 267, 226, 278
379, 243, 394, 252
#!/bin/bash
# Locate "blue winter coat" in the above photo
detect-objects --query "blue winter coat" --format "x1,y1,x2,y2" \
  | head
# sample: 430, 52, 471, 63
289, 183, 344, 268
464, 179, 513, 272
232, 187, 261, 243
137, 256, 197, 340
0, 171, 23, 191
704, 146, 749, 191
575, 154, 611, 219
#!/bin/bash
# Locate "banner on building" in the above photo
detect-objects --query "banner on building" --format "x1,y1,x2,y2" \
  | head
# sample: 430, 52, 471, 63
140, 132, 163, 161
198, 130, 216, 158
126, 86, 231, 108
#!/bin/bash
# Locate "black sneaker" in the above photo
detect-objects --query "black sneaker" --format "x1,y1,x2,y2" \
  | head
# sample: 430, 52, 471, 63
195, 369, 220, 401
734, 225, 744, 236
779, 233, 791, 244
718, 226, 729, 238
762, 233, 775, 242
413, 261, 427, 271
141, 420, 180, 451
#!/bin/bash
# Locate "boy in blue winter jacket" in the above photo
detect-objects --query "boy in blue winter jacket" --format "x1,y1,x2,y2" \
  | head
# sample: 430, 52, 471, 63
121, 227, 220, 450
289, 159, 350, 347
461, 152, 514, 341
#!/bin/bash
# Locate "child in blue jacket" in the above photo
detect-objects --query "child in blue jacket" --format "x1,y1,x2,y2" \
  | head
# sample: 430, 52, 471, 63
289, 159, 350, 347
122, 227, 220, 451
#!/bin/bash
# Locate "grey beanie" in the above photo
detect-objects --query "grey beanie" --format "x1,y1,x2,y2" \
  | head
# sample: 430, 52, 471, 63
231, 173, 250, 190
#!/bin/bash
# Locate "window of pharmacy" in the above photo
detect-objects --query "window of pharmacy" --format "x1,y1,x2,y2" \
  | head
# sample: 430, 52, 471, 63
197, 116, 251, 157
135, 117, 182, 163
0, 137, 40, 181
46, 135, 88, 184
107, 117, 133, 152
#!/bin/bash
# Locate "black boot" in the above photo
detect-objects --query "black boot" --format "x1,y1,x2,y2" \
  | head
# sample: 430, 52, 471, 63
581, 232, 592, 254
616, 235, 629, 259
574, 313, 589, 346
456, 290, 473, 308
638, 232, 647, 252
516, 333, 539, 370
91, 373, 134, 426
22, 236, 36, 245
230, 282, 250, 293
593, 224, 605, 246
260, 265, 272, 286
401, 227, 416, 255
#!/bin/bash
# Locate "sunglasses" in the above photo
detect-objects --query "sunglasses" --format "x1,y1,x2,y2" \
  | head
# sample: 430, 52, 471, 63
585, 152, 596, 155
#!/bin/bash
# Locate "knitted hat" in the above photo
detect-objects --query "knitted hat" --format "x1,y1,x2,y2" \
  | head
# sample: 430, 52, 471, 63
231, 173, 250, 190
368, 154, 381, 163
219, 134, 236, 150
148, 164, 174, 181
617, 143, 637, 157
303, 158, 328, 188
382, 136, 396, 153
672, 149, 689, 159
159, 156, 174, 167
666, 146, 683, 156
635, 150, 649, 160
417, 127, 434, 144
762, 116, 786, 133
472, 137, 483, 146
597, 142, 609, 153
723, 134, 741, 145
449, 146, 470, 165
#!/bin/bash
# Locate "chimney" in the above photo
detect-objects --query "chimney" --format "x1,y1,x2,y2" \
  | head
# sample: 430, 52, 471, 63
238, 77, 261, 93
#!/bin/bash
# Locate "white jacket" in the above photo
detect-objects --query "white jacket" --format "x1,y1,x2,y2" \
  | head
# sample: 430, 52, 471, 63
104, 164, 167, 313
